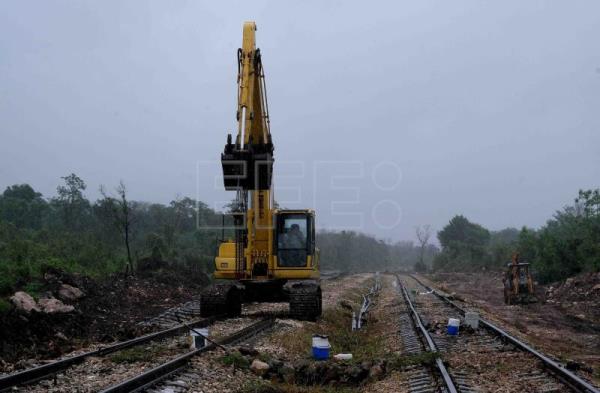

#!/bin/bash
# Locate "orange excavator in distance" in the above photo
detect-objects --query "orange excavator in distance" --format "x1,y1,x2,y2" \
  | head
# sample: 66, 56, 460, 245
503, 253, 537, 305
200, 22, 322, 321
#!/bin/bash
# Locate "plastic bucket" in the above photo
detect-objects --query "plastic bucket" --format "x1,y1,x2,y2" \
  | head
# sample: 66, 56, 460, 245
312, 335, 331, 360
447, 318, 460, 335
464, 312, 479, 329
190, 327, 209, 349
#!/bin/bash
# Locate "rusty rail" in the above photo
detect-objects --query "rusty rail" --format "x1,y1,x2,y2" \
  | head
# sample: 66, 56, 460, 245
0, 316, 217, 391
408, 274, 600, 393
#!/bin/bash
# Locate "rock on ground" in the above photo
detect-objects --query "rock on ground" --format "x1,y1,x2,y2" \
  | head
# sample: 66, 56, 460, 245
58, 284, 85, 301
250, 359, 270, 376
10, 291, 40, 313
38, 298, 75, 313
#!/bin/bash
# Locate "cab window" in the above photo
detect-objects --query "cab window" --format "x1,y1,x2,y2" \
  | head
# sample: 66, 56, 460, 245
278, 217, 307, 249
277, 215, 308, 267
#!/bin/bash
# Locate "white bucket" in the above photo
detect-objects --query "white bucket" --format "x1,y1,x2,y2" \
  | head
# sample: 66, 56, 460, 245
190, 327, 209, 349
464, 312, 479, 329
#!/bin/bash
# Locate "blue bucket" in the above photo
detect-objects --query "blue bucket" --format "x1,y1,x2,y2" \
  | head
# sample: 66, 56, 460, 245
447, 318, 460, 335
312, 335, 330, 360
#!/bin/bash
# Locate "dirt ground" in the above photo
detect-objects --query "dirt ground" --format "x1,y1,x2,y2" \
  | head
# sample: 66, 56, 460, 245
0, 266, 208, 369
0, 271, 368, 373
422, 272, 600, 383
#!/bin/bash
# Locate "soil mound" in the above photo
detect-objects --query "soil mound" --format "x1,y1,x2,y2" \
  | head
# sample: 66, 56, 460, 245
0, 264, 209, 368
545, 271, 600, 323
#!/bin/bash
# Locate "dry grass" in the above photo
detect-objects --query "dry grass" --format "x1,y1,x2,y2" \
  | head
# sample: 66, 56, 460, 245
271, 278, 384, 362
109, 345, 162, 364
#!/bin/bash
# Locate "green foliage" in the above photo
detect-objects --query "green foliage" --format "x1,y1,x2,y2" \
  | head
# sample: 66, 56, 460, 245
386, 351, 437, 370
434, 190, 600, 283
0, 298, 12, 314
109, 346, 160, 364
434, 215, 491, 271
273, 280, 384, 362
516, 189, 600, 283
23, 282, 44, 299
220, 351, 251, 369
0, 184, 48, 229
0, 175, 229, 295
438, 215, 490, 252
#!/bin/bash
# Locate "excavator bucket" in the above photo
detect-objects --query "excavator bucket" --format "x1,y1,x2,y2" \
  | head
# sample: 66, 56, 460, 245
502, 254, 538, 305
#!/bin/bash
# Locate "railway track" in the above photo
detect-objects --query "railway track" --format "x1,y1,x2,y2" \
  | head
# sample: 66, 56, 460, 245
0, 316, 217, 391
0, 314, 275, 393
396, 274, 600, 393
99, 317, 274, 393
395, 275, 461, 393
138, 299, 203, 329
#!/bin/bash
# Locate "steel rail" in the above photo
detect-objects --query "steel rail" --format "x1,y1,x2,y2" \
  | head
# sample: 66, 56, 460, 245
408, 274, 600, 393
0, 316, 217, 391
99, 317, 275, 393
397, 276, 458, 393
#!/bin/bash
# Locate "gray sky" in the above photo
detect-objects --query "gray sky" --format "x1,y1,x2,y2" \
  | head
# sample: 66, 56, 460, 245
1, 1, 599, 242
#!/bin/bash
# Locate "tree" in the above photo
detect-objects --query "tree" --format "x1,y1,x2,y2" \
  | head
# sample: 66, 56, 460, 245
415, 225, 431, 269
100, 181, 135, 273
0, 184, 48, 229
438, 215, 490, 251
488, 227, 519, 267
56, 174, 86, 203
53, 173, 89, 230
434, 215, 491, 271
576, 189, 600, 218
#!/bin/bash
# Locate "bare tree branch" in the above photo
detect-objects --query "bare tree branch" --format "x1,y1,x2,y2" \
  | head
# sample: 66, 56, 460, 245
100, 181, 134, 274
415, 224, 432, 272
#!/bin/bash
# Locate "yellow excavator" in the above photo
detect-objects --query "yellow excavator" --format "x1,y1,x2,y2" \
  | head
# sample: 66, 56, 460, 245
503, 253, 537, 305
200, 22, 322, 321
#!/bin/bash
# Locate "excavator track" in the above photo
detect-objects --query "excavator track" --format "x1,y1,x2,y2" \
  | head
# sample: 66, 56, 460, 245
287, 281, 322, 321
200, 282, 242, 318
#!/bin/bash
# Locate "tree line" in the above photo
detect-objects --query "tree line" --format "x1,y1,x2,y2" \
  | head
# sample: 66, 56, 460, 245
0, 174, 226, 295
433, 189, 600, 283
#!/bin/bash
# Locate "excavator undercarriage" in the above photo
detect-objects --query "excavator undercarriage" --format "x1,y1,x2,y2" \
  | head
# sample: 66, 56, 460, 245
200, 280, 322, 321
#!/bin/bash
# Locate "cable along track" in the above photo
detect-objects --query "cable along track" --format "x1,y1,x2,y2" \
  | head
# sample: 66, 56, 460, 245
397, 274, 600, 393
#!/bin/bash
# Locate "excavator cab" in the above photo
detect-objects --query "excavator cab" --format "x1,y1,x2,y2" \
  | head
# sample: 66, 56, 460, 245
503, 253, 537, 305
275, 211, 316, 269
212, 210, 317, 279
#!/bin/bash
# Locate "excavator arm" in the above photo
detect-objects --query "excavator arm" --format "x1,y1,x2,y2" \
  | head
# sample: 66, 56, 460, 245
237, 22, 271, 147
222, 21, 273, 192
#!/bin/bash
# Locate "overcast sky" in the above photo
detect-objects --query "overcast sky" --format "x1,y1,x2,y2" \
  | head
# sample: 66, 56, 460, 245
1, 1, 599, 242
